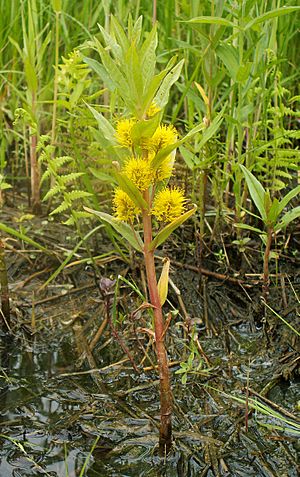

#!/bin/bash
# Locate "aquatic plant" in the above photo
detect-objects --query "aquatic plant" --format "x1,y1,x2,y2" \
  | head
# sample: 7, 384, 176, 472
0, 238, 10, 330
238, 165, 300, 298
84, 16, 197, 453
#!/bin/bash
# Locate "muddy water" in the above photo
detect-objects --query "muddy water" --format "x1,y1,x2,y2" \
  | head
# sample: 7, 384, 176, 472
0, 222, 299, 476
1, 302, 299, 477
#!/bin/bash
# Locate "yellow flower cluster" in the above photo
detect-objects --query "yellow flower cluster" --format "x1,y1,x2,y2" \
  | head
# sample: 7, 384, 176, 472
113, 188, 139, 222
115, 119, 136, 148
113, 115, 186, 224
123, 157, 153, 191
146, 102, 161, 118
152, 187, 186, 223
145, 125, 177, 154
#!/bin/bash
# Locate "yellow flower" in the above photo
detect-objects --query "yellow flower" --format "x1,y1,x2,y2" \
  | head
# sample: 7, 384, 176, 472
148, 152, 173, 182
115, 118, 136, 148
113, 188, 139, 222
123, 156, 153, 191
146, 124, 177, 153
152, 187, 186, 223
146, 102, 161, 118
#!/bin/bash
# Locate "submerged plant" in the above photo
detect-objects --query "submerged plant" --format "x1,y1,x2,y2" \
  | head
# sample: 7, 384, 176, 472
85, 16, 197, 453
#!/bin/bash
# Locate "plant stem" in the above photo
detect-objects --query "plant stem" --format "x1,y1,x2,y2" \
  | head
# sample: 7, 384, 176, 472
30, 93, 41, 214
142, 201, 172, 454
0, 238, 10, 330
51, 9, 60, 151
263, 227, 273, 300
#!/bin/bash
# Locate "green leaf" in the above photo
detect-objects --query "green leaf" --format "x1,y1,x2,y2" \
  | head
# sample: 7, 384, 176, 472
84, 207, 143, 252
154, 59, 184, 109
131, 114, 160, 144
277, 185, 300, 215
99, 24, 122, 60
236, 62, 252, 83
124, 43, 144, 109
234, 223, 266, 235
274, 206, 300, 232
240, 165, 267, 222
110, 15, 130, 53
94, 40, 129, 101
86, 103, 116, 143
114, 172, 149, 211
140, 24, 157, 91
0, 223, 48, 253
185, 16, 238, 29
216, 44, 239, 80
149, 205, 197, 250
64, 190, 93, 201
196, 108, 225, 151
42, 185, 61, 201
60, 172, 85, 185
83, 57, 115, 90
179, 145, 196, 170
151, 108, 224, 171
245, 6, 300, 31
50, 202, 70, 215
24, 56, 38, 93
267, 198, 279, 225
142, 67, 172, 113
89, 168, 116, 183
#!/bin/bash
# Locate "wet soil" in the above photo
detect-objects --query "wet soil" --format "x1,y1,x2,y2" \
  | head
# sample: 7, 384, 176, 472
0, 203, 299, 476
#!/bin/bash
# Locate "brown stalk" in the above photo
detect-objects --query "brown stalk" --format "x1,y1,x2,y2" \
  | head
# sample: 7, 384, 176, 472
0, 239, 10, 330
142, 192, 172, 454
263, 227, 273, 300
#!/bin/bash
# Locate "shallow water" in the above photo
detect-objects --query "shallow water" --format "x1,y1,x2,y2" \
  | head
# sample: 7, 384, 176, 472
1, 227, 299, 476
1, 315, 299, 477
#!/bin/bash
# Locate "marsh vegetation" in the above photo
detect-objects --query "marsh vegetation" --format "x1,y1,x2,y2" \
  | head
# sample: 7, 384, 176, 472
0, 1, 299, 475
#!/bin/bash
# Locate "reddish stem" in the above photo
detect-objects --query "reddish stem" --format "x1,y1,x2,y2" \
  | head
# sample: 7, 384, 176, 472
142, 195, 172, 453
263, 227, 273, 301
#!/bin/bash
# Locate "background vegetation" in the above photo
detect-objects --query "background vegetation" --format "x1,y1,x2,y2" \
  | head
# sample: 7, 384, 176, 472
0, 0, 299, 475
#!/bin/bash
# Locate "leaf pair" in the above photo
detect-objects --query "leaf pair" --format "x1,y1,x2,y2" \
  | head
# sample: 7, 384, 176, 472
239, 164, 300, 233
84, 204, 197, 254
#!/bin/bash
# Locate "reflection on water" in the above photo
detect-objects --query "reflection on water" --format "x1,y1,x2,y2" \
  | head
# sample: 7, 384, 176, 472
1, 326, 299, 476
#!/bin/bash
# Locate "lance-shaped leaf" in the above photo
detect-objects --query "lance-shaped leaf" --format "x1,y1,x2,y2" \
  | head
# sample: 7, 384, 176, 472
234, 223, 266, 235
149, 205, 197, 251
184, 16, 239, 29
0, 222, 48, 253
114, 172, 149, 211
131, 113, 160, 144
157, 258, 170, 306
83, 56, 115, 90
277, 185, 300, 215
84, 207, 143, 252
244, 6, 300, 31
140, 23, 157, 91
196, 108, 225, 151
274, 206, 300, 232
216, 44, 239, 81
267, 198, 280, 226
240, 165, 267, 222
154, 59, 184, 109
86, 103, 117, 143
